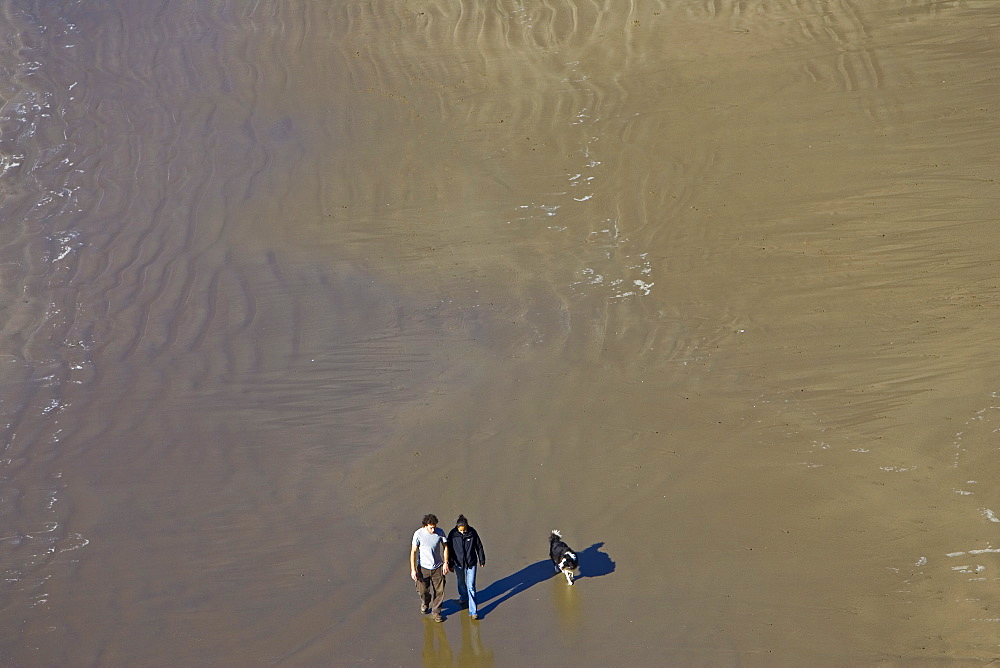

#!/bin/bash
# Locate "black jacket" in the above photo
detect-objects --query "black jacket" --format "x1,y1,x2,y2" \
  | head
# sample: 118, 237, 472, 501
447, 526, 486, 569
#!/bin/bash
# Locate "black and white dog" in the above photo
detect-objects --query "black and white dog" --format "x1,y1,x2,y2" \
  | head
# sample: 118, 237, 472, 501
549, 530, 579, 585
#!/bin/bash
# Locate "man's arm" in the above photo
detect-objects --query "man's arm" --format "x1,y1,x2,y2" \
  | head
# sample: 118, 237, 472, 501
410, 544, 419, 581
442, 543, 450, 574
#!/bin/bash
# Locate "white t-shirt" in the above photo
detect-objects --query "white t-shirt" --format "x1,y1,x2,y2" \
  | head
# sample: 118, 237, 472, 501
412, 527, 447, 569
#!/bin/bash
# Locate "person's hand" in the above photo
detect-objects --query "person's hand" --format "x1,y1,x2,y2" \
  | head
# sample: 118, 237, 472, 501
411, 569, 418, 581
443, 564, 449, 575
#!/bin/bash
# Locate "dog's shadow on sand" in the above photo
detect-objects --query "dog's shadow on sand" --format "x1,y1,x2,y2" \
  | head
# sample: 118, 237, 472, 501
447, 542, 614, 619
577, 542, 615, 579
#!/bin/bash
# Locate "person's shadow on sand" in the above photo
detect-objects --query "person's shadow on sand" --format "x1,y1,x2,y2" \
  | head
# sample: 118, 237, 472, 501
472, 559, 554, 618
451, 542, 614, 619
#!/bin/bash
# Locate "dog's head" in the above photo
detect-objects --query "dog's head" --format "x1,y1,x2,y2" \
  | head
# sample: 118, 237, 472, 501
560, 552, 579, 570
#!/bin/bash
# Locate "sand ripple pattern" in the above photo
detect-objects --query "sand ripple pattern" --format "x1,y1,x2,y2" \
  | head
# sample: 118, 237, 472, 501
0, 0, 90, 627
0, 2, 429, 660
327, 1, 730, 368
321, 0, 954, 373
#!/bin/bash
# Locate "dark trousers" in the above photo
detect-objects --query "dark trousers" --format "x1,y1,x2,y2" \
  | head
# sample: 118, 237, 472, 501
415, 566, 447, 615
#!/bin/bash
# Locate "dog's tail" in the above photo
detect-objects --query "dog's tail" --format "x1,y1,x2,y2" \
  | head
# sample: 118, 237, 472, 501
550, 530, 562, 543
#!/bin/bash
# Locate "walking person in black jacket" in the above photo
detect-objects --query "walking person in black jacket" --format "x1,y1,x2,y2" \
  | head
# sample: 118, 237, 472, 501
447, 514, 486, 620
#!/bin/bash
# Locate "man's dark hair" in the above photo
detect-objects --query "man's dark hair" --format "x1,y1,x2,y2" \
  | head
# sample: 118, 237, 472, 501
422, 514, 439, 526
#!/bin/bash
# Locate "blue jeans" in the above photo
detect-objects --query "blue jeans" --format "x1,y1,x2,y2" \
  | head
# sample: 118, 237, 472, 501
455, 566, 478, 616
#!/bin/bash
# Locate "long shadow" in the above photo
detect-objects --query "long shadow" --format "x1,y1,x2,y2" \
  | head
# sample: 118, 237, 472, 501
460, 543, 615, 618
470, 559, 555, 618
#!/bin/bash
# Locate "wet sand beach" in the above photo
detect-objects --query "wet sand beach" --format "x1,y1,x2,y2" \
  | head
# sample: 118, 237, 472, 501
3, 0, 1000, 664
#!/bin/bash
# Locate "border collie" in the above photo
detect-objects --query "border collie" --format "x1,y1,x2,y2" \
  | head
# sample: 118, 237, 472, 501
549, 530, 579, 585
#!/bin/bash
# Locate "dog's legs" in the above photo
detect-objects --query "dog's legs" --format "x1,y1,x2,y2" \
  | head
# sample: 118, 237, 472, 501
564, 569, 574, 585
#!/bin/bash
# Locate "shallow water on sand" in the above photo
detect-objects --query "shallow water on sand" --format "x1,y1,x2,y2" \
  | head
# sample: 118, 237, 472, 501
3, 0, 1000, 664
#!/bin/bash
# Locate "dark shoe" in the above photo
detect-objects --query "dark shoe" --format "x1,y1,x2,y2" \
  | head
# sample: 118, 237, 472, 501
433, 614, 444, 623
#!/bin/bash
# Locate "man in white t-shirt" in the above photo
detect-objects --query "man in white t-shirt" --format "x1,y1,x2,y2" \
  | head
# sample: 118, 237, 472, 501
410, 513, 450, 622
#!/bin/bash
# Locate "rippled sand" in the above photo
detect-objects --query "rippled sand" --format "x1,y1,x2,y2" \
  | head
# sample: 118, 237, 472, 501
2, 0, 1000, 664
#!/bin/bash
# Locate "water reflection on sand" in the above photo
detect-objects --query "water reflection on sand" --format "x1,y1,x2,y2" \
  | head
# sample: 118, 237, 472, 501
423, 614, 494, 668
